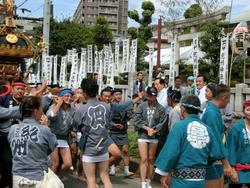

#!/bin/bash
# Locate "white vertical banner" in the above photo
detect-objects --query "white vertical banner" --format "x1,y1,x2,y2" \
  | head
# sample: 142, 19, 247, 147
103, 45, 109, 75
68, 51, 79, 88
114, 40, 120, 76
87, 45, 93, 73
128, 39, 137, 97
31, 73, 36, 84
67, 49, 73, 64
169, 40, 176, 87
219, 35, 229, 84
78, 48, 87, 86
36, 60, 41, 84
26, 59, 32, 83
45, 56, 53, 85
122, 39, 130, 72
94, 45, 100, 73
129, 39, 137, 72
106, 45, 115, 87
98, 50, 104, 94
53, 55, 58, 84
148, 47, 154, 86
192, 36, 199, 89
41, 46, 49, 80
59, 56, 67, 87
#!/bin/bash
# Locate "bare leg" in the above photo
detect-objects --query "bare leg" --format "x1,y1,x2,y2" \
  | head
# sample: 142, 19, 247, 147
59, 147, 72, 175
98, 160, 113, 188
147, 143, 158, 180
108, 143, 122, 166
205, 176, 223, 188
138, 142, 148, 182
122, 144, 134, 176
50, 148, 59, 173
83, 162, 97, 188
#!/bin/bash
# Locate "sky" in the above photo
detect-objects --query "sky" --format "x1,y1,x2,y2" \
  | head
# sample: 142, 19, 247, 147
14, 0, 250, 26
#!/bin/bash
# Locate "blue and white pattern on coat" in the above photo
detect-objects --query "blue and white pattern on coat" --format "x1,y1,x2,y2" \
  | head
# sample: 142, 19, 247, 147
187, 121, 210, 149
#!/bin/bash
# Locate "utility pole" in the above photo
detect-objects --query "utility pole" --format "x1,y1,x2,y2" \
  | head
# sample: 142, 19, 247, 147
42, 0, 51, 79
156, 17, 162, 68
43, 0, 50, 52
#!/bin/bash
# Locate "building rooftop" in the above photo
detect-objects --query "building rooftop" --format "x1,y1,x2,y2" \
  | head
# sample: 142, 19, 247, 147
230, 9, 250, 24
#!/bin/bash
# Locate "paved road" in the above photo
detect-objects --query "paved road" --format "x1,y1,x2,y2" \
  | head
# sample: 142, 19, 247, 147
62, 171, 161, 188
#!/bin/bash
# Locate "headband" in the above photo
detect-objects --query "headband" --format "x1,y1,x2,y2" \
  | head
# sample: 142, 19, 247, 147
12, 82, 26, 87
0, 85, 12, 97
59, 89, 74, 97
181, 102, 201, 110
243, 101, 250, 107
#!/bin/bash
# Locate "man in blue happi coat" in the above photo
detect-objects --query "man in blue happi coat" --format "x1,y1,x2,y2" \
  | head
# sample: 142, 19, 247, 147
155, 95, 223, 188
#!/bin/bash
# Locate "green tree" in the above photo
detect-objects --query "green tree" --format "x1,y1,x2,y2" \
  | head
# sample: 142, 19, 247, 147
128, 1, 155, 69
184, 4, 203, 19
92, 17, 113, 50
49, 19, 93, 56
199, 19, 225, 81
159, 0, 224, 21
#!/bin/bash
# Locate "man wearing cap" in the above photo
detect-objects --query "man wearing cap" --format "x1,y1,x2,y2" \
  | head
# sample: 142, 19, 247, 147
186, 76, 195, 95
0, 81, 25, 187
155, 95, 222, 188
109, 88, 134, 177
227, 100, 250, 188
47, 88, 77, 175
134, 86, 167, 188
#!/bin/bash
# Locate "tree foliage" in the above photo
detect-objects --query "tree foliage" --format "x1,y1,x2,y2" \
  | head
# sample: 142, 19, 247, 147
159, 0, 224, 21
198, 20, 224, 81
184, 4, 203, 19
92, 17, 113, 50
128, 1, 155, 69
49, 19, 92, 56
158, 0, 190, 21
35, 17, 113, 56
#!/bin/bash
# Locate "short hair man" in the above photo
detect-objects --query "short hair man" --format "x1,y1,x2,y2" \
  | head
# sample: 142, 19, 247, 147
196, 75, 208, 106
133, 71, 146, 95
201, 84, 232, 188
155, 95, 222, 188
154, 78, 168, 111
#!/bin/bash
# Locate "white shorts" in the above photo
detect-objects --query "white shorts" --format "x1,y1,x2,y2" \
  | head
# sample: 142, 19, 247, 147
57, 139, 69, 148
82, 152, 109, 163
138, 138, 158, 144
13, 175, 42, 188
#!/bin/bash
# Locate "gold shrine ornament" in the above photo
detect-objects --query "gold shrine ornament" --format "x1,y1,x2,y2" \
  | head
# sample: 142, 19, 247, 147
6, 34, 18, 44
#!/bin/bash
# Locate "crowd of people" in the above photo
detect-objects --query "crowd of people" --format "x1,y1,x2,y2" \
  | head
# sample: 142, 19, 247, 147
0, 71, 249, 188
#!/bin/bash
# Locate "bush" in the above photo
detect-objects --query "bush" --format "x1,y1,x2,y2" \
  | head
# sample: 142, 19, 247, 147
128, 130, 139, 158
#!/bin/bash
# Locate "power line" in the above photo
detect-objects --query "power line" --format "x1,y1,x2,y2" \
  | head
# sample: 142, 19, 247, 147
27, 4, 43, 17
16, 0, 29, 9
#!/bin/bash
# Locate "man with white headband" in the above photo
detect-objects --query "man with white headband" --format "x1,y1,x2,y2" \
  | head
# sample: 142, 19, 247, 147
155, 95, 222, 188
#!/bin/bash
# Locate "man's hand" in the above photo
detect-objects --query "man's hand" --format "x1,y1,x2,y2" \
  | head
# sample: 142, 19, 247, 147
147, 128, 157, 136
160, 174, 172, 188
223, 159, 232, 177
230, 168, 239, 183
40, 115, 48, 126
114, 123, 124, 129
54, 96, 63, 106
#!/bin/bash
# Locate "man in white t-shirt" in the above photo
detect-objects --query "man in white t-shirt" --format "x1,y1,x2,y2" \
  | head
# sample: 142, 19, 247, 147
154, 78, 169, 112
196, 75, 208, 106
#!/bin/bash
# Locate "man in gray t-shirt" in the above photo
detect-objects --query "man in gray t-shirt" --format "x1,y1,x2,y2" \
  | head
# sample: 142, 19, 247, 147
8, 118, 58, 181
